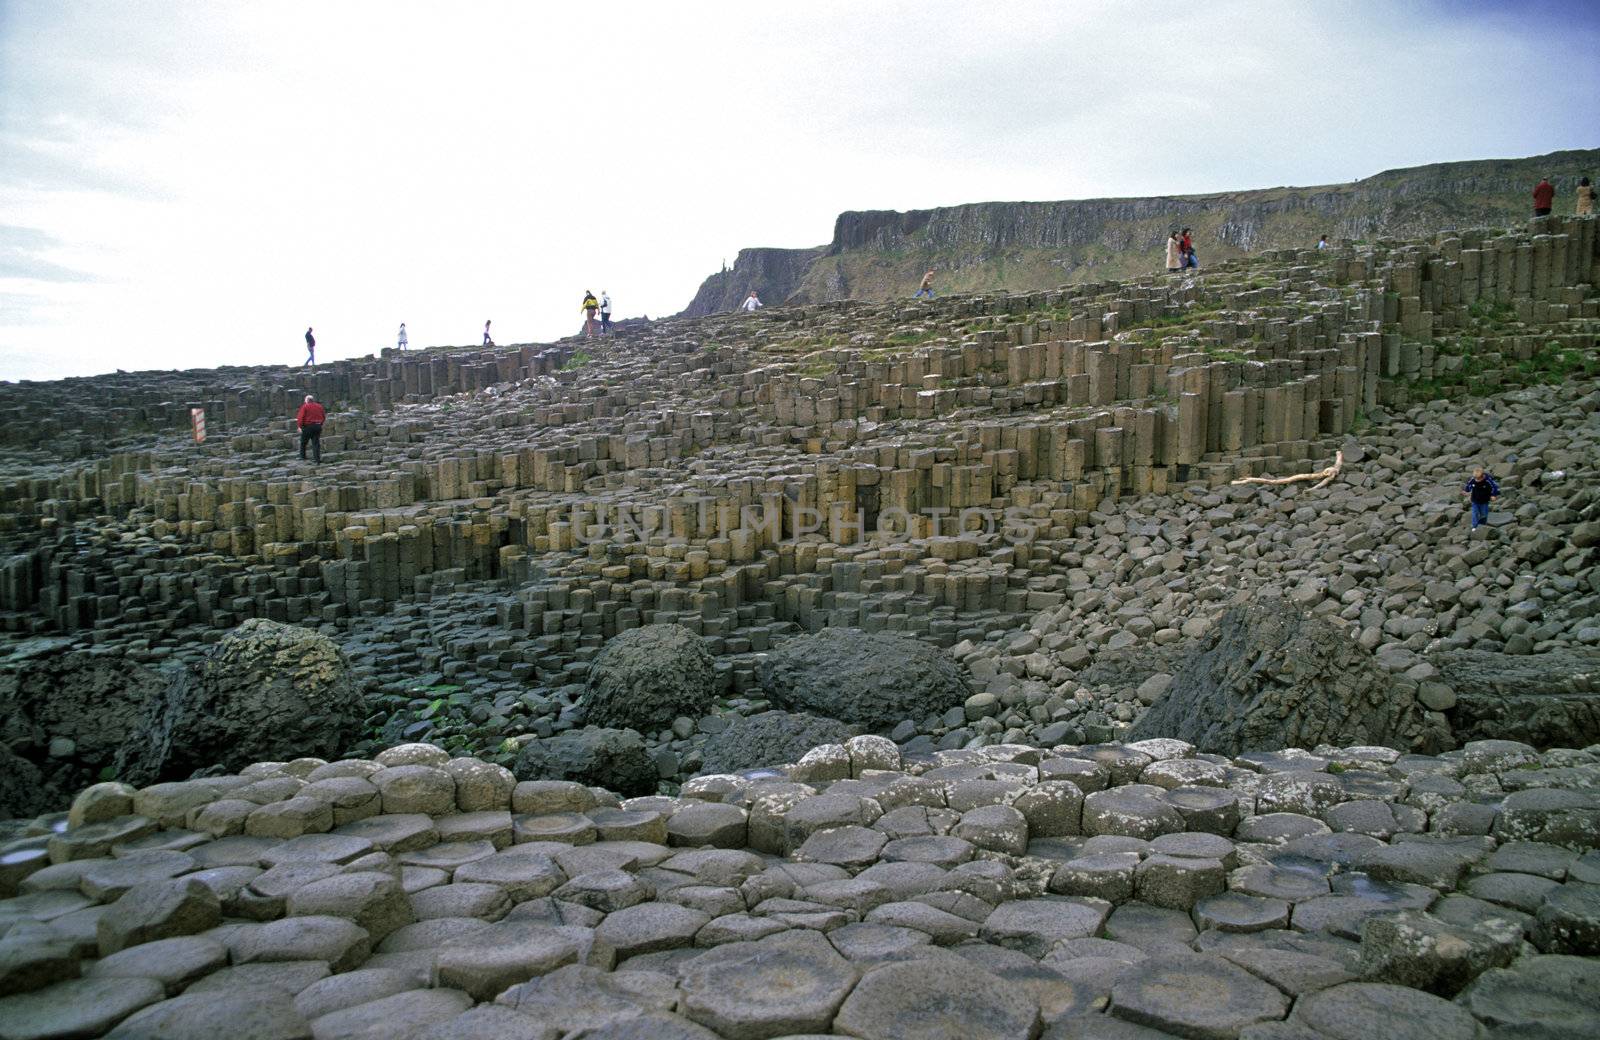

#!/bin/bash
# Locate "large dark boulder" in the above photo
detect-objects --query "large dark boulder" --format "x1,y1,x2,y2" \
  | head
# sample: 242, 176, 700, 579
698, 711, 856, 775
580, 624, 717, 731
757, 628, 972, 729
118, 619, 363, 784
0, 641, 180, 810
1429, 649, 1600, 748
0, 742, 51, 821
1127, 597, 1452, 756
513, 727, 658, 798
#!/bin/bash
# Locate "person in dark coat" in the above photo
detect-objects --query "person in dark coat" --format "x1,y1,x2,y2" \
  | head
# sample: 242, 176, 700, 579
1462, 466, 1500, 529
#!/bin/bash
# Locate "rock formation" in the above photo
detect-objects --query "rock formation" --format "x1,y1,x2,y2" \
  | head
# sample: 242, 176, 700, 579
758, 628, 972, 729
580, 623, 718, 732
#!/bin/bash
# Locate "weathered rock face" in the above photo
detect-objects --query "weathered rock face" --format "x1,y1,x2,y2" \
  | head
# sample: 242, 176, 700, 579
580, 624, 717, 732
0, 642, 179, 806
698, 711, 856, 776
512, 727, 658, 797
0, 742, 49, 820
1430, 649, 1600, 749
679, 245, 828, 316
1126, 598, 1452, 756
758, 628, 972, 730
117, 619, 361, 785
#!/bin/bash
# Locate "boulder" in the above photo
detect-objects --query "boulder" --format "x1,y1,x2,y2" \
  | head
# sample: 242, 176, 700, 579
513, 727, 657, 797
757, 628, 971, 729
698, 711, 855, 775
0, 743, 51, 821
580, 624, 716, 731
117, 619, 363, 785
1429, 649, 1600, 748
1126, 598, 1451, 756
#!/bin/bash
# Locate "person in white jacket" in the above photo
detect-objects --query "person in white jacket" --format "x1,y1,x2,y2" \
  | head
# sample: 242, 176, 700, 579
741, 290, 762, 312
600, 292, 612, 336
397, 323, 408, 351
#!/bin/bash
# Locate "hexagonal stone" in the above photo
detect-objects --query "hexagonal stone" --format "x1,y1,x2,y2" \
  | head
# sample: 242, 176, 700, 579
435, 921, 584, 1000
106, 988, 312, 1039
675, 928, 857, 1038
1103, 902, 1198, 954
306, 987, 474, 1040
880, 835, 973, 867
1109, 952, 1289, 1038
98, 877, 221, 955
410, 882, 514, 921
1532, 881, 1600, 954
87, 935, 228, 995
410, 1005, 557, 1040
1290, 982, 1480, 1040
1050, 853, 1139, 903
1012, 781, 1085, 838
1457, 953, 1600, 1034
185, 961, 330, 996
982, 897, 1109, 957
1216, 947, 1353, 997
283, 870, 412, 943
1134, 854, 1225, 911
835, 954, 1038, 1040
596, 903, 711, 959
68, 783, 138, 829
290, 967, 422, 1020
952, 804, 1029, 856
47, 816, 157, 864
862, 901, 979, 945
443, 758, 516, 812
586, 808, 668, 845
1254, 772, 1346, 816
333, 813, 439, 853
494, 961, 678, 1033
453, 847, 567, 902
554, 1011, 720, 1039
826, 922, 931, 963
1193, 892, 1291, 933
794, 825, 887, 869
665, 803, 749, 848
1357, 909, 1520, 997
230, 915, 372, 973
1142, 758, 1228, 790
1234, 813, 1329, 845
1349, 838, 1484, 891
781, 794, 880, 854
244, 797, 333, 839
0, 975, 164, 1039
1226, 863, 1330, 902
554, 870, 654, 914
514, 813, 598, 846
1482, 840, 1578, 880
1491, 787, 1600, 847
1466, 870, 1560, 913
1083, 789, 1185, 840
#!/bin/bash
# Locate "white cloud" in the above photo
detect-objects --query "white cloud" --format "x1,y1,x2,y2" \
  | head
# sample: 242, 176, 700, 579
1, 0, 1596, 380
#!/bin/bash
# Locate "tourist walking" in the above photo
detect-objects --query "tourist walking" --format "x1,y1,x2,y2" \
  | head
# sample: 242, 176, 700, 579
1462, 466, 1501, 530
581, 291, 599, 337
296, 394, 326, 464
397, 323, 408, 351
1317, 234, 1329, 250
914, 270, 935, 299
1181, 228, 1198, 270
740, 290, 762, 312
1577, 176, 1595, 216
600, 291, 612, 336
1533, 176, 1555, 217
483, 320, 494, 347
1165, 232, 1182, 273
303, 327, 315, 366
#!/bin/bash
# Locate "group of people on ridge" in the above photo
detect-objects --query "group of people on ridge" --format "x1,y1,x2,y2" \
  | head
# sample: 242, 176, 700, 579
1533, 175, 1594, 217
579, 291, 613, 338
1165, 229, 1199, 273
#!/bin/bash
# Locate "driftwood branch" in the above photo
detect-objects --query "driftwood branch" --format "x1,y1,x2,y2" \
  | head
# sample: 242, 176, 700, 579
1231, 449, 1344, 490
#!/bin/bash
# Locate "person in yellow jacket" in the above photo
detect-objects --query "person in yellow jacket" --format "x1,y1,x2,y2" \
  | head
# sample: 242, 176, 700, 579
1578, 176, 1595, 216
581, 291, 599, 338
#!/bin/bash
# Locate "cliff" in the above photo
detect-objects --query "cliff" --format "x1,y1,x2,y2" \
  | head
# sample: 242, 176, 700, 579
679, 148, 1600, 313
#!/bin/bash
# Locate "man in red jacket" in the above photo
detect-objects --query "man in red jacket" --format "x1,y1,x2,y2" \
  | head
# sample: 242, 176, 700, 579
296, 394, 326, 463
1533, 177, 1555, 217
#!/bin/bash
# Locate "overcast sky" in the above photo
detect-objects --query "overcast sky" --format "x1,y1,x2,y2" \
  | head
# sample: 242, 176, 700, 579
2, 1, 1596, 382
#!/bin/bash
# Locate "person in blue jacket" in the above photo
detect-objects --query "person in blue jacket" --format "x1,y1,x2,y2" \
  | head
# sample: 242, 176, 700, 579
1462, 466, 1500, 529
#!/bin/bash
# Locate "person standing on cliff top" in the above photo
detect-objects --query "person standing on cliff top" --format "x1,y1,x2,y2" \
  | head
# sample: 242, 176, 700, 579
397, 323, 408, 351
1165, 232, 1182, 273
1577, 176, 1595, 216
483, 320, 494, 347
741, 290, 762, 312
1533, 177, 1555, 217
914, 270, 935, 299
1180, 228, 1197, 270
581, 291, 599, 337
296, 394, 326, 464
600, 291, 612, 336
303, 327, 315, 366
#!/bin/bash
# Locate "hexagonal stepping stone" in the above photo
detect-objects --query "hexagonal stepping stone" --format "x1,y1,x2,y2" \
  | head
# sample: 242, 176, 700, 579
1466, 871, 1560, 913
496, 962, 678, 1033
78, 851, 196, 902
863, 901, 979, 945
881, 835, 975, 867
1532, 881, 1600, 954
410, 1004, 556, 1040
1109, 952, 1289, 1038
555, 1011, 720, 1039
1233, 814, 1329, 846
453, 848, 567, 902
1216, 946, 1353, 998
596, 903, 710, 959
1194, 893, 1291, 933
554, 870, 654, 914
285, 871, 413, 942
1011, 782, 1085, 839
1457, 953, 1600, 1034
1163, 786, 1241, 836
1290, 982, 1480, 1040
826, 922, 932, 963
410, 882, 514, 921
435, 921, 584, 1000
230, 915, 372, 973
514, 813, 598, 846
982, 898, 1109, 957
259, 834, 376, 868
587, 809, 668, 845
185, 961, 330, 996
1226, 863, 1330, 902
291, 967, 423, 1020
1049, 853, 1139, 903
794, 825, 887, 869
1350, 838, 1484, 891
1083, 789, 1184, 840
1483, 841, 1578, 880
47, 816, 158, 863
106, 987, 312, 1040
1358, 909, 1520, 997
1103, 902, 1198, 954
952, 804, 1030, 856
332, 814, 439, 853
0, 975, 164, 1039
676, 928, 857, 1037
1142, 759, 1228, 790
834, 954, 1040, 1040
664, 803, 748, 848
98, 877, 221, 955
1135, 855, 1225, 911
306, 987, 473, 1040
694, 914, 788, 947
87, 935, 228, 995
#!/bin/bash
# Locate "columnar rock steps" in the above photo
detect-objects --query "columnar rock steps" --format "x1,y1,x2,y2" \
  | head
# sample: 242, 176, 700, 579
0, 736, 1596, 1039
